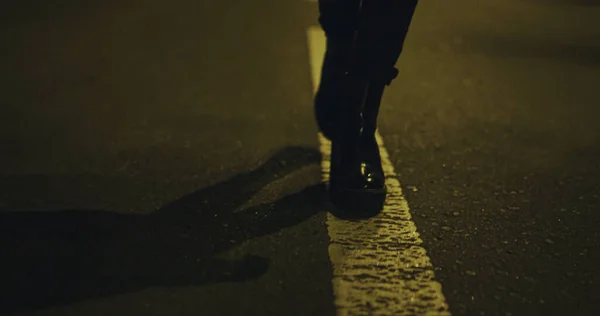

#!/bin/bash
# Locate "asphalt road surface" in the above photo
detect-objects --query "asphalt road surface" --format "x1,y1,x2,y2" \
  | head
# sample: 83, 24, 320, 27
1, 0, 599, 315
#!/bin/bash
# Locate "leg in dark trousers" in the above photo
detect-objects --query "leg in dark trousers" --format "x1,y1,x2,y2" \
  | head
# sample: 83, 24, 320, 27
315, 0, 419, 215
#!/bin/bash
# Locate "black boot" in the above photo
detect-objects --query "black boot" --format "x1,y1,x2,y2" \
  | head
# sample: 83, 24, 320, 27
328, 73, 387, 215
319, 0, 418, 216
358, 81, 385, 190
358, 68, 398, 190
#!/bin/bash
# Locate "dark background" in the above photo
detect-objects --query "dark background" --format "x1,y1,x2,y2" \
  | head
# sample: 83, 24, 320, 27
1, 0, 599, 315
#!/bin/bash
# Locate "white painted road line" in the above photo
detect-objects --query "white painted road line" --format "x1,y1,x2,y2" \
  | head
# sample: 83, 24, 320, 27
307, 26, 450, 315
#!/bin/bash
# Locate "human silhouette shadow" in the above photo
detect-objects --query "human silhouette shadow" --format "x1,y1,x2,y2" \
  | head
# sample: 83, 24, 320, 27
0, 146, 325, 314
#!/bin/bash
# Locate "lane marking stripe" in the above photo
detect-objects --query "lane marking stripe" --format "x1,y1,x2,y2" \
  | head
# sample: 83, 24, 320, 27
307, 26, 450, 315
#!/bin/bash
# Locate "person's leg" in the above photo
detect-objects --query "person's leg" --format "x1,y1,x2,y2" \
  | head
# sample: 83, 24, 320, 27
316, 0, 419, 213
316, 0, 418, 139
358, 1, 419, 193
314, 0, 359, 140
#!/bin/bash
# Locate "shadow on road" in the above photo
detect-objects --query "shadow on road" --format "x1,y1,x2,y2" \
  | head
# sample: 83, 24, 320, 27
0, 146, 325, 314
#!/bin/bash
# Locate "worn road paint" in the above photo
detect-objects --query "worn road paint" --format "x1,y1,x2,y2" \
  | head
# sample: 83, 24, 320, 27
307, 26, 450, 316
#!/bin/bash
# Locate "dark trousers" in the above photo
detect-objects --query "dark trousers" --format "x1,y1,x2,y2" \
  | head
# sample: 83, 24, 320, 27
317, 0, 418, 84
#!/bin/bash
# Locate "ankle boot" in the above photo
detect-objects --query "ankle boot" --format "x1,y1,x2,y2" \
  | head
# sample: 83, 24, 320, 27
358, 68, 398, 189
320, 0, 418, 214
358, 81, 385, 189
329, 72, 386, 213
